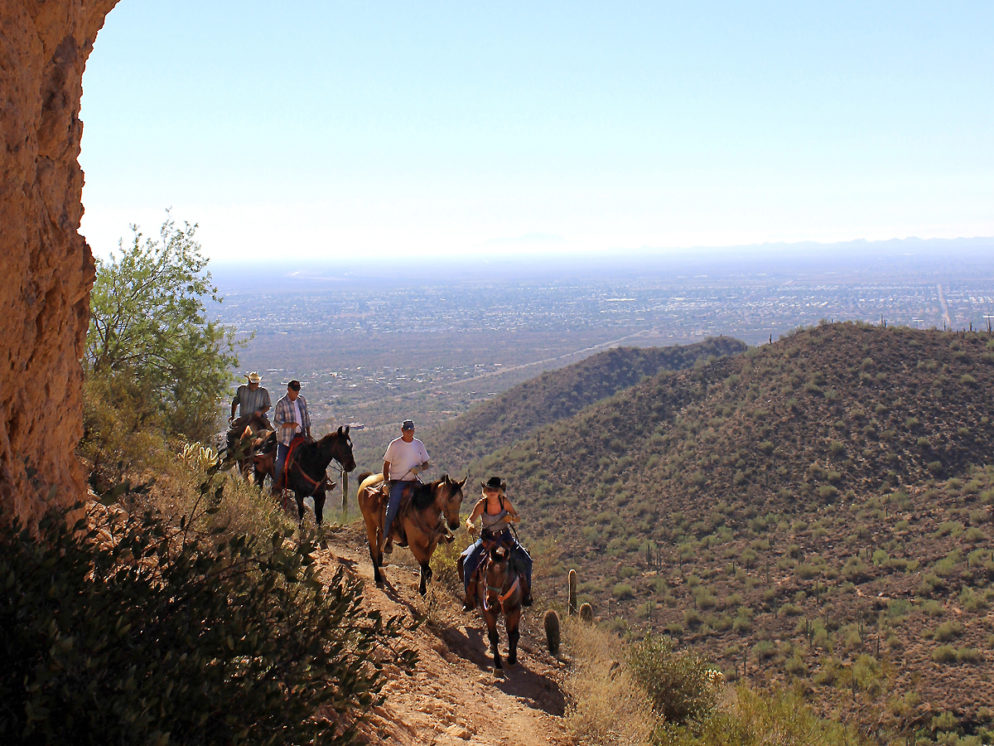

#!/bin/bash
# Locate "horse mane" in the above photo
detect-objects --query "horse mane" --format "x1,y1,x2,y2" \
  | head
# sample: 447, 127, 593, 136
411, 474, 451, 511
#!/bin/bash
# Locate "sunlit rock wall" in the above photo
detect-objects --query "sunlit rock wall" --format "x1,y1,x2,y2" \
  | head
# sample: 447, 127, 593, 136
1, 0, 118, 521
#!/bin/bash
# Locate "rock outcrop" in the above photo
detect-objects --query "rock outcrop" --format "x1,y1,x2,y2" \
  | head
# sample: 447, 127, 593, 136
1, 0, 118, 522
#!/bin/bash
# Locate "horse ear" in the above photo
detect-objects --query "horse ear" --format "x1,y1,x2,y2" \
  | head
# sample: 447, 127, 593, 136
458, 475, 468, 488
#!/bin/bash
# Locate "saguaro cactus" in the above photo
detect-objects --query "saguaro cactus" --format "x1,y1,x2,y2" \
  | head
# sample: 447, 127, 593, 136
579, 602, 593, 622
544, 609, 561, 655
568, 569, 577, 616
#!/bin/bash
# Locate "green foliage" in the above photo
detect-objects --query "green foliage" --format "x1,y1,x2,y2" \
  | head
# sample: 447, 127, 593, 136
85, 215, 243, 441
0, 499, 413, 745
627, 634, 718, 725
654, 686, 856, 745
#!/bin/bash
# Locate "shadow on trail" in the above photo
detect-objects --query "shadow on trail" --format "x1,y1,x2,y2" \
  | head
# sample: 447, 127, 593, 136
437, 621, 566, 717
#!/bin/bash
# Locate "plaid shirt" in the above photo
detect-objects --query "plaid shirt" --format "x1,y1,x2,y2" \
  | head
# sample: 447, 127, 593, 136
274, 394, 311, 446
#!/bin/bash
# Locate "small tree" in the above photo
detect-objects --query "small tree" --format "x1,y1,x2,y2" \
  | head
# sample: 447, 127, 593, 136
85, 214, 242, 441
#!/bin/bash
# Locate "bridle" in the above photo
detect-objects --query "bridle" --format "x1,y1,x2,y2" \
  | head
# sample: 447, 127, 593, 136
481, 542, 520, 613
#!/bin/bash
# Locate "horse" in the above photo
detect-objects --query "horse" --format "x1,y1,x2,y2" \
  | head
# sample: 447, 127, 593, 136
357, 472, 466, 595
249, 430, 277, 489
475, 535, 525, 669
279, 426, 356, 527
225, 413, 274, 481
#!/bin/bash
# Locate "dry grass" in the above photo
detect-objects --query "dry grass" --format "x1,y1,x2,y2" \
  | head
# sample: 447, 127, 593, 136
562, 620, 656, 745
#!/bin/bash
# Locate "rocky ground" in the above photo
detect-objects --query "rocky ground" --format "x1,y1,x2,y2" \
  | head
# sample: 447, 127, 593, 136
312, 523, 572, 746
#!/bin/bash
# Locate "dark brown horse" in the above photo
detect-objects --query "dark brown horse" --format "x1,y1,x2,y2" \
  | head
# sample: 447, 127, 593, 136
225, 414, 274, 481
475, 537, 524, 669
281, 427, 356, 526
357, 473, 466, 595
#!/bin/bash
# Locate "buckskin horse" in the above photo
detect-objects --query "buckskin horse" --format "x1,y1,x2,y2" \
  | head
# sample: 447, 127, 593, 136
279, 427, 356, 527
357, 473, 466, 595
475, 534, 525, 669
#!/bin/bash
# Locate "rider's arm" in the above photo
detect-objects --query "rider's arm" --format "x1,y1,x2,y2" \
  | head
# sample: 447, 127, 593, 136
230, 390, 239, 420
465, 498, 485, 531
382, 461, 391, 480
503, 496, 521, 522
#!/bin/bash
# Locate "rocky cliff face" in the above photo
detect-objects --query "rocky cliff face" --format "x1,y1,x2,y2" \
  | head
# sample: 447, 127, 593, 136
1, 0, 118, 522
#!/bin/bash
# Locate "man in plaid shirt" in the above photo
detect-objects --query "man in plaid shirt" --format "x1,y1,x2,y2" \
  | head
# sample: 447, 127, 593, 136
273, 380, 311, 488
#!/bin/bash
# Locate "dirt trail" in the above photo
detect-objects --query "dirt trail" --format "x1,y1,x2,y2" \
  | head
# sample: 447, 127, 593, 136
313, 523, 572, 745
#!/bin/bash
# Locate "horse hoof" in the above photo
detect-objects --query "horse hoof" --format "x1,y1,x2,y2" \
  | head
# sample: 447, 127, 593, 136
508, 656, 518, 666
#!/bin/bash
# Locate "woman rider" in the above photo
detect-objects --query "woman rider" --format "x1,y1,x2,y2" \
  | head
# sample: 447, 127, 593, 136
459, 476, 533, 610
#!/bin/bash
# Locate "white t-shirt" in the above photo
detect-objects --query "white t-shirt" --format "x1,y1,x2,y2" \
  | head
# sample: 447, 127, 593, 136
383, 437, 429, 481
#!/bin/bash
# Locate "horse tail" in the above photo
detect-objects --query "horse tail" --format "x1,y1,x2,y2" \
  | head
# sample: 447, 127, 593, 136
357, 471, 372, 484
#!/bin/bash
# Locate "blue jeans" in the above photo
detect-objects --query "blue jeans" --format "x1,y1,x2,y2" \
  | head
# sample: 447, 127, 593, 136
273, 443, 290, 488
383, 480, 413, 540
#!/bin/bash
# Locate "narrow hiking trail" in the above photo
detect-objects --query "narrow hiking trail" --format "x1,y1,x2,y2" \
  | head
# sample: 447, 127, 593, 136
312, 523, 572, 746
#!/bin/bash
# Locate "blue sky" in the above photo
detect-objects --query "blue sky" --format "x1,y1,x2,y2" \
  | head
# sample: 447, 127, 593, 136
79, 1, 994, 263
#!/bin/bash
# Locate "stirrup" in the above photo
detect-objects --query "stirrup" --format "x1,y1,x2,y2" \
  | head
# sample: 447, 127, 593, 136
382, 537, 393, 554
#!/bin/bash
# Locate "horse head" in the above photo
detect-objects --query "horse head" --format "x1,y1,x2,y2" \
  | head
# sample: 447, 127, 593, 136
334, 425, 356, 472
316, 426, 355, 472
435, 474, 466, 531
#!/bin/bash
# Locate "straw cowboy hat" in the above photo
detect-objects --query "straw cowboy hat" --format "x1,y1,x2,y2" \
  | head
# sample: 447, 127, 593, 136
246, 372, 262, 383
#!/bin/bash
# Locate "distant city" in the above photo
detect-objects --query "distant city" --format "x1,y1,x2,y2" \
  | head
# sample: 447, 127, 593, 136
210, 239, 994, 458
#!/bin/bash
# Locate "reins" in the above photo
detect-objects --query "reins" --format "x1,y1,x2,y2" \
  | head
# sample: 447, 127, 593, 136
481, 549, 521, 613
285, 435, 346, 496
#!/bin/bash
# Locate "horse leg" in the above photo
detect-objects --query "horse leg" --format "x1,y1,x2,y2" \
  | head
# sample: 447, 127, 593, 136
313, 492, 325, 527
362, 503, 384, 585
294, 494, 306, 526
486, 616, 503, 669
507, 608, 521, 666
418, 561, 432, 596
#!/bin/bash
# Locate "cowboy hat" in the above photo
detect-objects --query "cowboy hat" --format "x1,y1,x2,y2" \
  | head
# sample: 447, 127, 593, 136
481, 476, 506, 492
246, 372, 262, 383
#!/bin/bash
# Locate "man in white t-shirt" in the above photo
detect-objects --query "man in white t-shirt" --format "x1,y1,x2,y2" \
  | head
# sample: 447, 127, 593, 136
381, 419, 430, 553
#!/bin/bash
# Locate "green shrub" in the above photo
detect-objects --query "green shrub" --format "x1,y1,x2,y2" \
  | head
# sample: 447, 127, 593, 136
627, 634, 718, 725
0, 501, 413, 745
932, 645, 958, 663
933, 620, 964, 642
655, 686, 855, 744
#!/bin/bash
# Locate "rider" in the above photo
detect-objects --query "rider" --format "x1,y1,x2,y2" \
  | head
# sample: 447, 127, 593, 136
381, 419, 430, 554
225, 372, 272, 452
460, 476, 533, 610
273, 380, 312, 490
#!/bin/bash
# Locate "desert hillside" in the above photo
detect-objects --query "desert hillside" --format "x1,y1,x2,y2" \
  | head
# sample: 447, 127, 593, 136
428, 336, 746, 475
452, 322, 994, 735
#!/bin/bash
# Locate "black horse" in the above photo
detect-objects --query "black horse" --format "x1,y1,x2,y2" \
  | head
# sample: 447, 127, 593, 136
281, 426, 356, 526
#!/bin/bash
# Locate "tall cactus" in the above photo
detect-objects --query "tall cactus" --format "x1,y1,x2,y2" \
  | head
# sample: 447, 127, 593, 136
579, 602, 593, 622
544, 609, 561, 655
568, 568, 577, 616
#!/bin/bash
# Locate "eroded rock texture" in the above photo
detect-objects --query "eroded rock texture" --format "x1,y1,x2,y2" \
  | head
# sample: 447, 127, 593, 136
1, 0, 118, 521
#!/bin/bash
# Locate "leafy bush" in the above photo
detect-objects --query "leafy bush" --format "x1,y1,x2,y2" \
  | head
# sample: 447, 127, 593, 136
627, 634, 718, 725
654, 686, 854, 745
85, 215, 243, 442
0, 500, 414, 745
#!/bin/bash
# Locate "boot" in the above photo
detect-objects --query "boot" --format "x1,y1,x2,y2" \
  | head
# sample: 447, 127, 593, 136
462, 579, 478, 611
